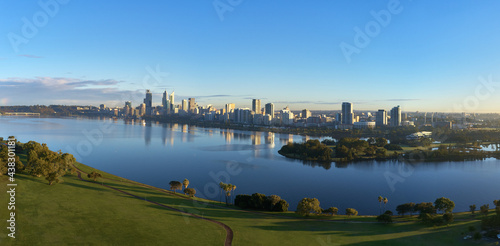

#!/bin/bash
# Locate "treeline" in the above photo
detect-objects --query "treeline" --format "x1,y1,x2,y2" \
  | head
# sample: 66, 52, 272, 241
0, 105, 94, 116
403, 145, 500, 162
278, 139, 332, 161
235, 193, 289, 212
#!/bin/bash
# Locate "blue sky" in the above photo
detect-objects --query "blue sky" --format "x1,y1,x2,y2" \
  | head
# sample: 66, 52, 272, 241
1, 0, 500, 112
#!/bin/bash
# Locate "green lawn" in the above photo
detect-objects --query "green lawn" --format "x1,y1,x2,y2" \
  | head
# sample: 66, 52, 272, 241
0, 158, 496, 245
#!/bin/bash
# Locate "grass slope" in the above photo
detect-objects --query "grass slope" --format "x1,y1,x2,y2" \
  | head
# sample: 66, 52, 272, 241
0, 158, 494, 245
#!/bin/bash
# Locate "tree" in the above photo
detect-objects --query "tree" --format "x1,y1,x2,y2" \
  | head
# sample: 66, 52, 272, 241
169, 181, 183, 193
274, 199, 289, 212
87, 171, 102, 181
183, 179, 189, 189
184, 188, 196, 197
415, 202, 436, 215
265, 195, 281, 210
346, 208, 358, 217
443, 213, 454, 224
378, 196, 383, 215
296, 198, 322, 216
376, 214, 392, 223
434, 197, 455, 213
480, 204, 490, 217
494, 200, 500, 207
219, 182, 236, 205
323, 207, 338, 216
396, 203, 415, 216
375, 137, 388, 147
469, 204, 476, 214
383, 197, 389, 212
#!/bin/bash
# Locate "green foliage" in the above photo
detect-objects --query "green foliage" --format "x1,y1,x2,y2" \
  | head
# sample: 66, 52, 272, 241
183, 178, 189, 189
23, 141, 75, 185
296, 198, 322, 216
443, 213, 454, 224
470, 204, 476, 214
376, 214, 393, 223
434, 197, 455, 213
375, 137, 388, 147
279, 140, 333, 161
473, 232, 482, 240
494, 199, 500, 207
87, 171, 102, 181
323, 207, 338, 216
235, 193, 288, 212
480, 204, 490, 216
169, 181, 183, 193
345, 208, 358, 217
482, 214, 500, 229
184, 188, 196, 197
396, 203, 415, 216
219, 182, 237, 205
415, 202, 436, 215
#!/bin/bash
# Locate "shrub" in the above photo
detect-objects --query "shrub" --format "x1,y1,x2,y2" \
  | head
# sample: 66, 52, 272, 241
443, 213, 454, 224
376, 214, 393, 223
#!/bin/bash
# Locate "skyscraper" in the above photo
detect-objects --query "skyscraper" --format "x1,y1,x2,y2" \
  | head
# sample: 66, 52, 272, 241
376, 109, 387, 127
169, 91, 175, 111
181, 99, 188, 112
341, 102, 353, 125
302, 109, 311, 119
144, 90, 152, 115
252, 99, 261, 114
162, 90, 170, 114
225, 103, 235, 113
188, 98, 196, 112
265, 103, 274, 118
390, 106, 401, 127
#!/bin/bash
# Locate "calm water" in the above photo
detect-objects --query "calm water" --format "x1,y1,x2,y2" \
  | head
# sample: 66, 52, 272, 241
1, 116, 499, 215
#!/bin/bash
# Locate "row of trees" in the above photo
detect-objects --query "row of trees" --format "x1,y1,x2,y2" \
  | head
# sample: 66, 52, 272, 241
295, 197, 358, 217
234, 193, 289, 212
24, 141, 76, 185
169, 179, 196, 197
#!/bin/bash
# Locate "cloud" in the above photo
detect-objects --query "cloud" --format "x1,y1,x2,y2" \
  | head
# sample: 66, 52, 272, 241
0, 77, 131, 106
18, 54, 43, 58
385, 99, 421, 102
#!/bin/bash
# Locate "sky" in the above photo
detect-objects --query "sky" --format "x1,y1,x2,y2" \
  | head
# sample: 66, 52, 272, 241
1, 0, 500, 112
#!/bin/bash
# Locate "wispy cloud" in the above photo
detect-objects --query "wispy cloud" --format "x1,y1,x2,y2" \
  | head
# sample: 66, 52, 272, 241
385, 99, 421, 102
18, 54, 43, 59
0, 77, 129, 106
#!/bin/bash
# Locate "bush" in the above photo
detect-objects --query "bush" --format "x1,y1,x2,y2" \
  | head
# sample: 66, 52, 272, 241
376, 214, 393, 223
384, 210, 393, 216
234, 194, 252, 209
443, 213, 454, 224
235, 193, 289, 212
482, 215, 500, 229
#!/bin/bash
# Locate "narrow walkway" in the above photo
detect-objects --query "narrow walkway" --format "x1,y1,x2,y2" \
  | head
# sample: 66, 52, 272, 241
75, 170, 233, 246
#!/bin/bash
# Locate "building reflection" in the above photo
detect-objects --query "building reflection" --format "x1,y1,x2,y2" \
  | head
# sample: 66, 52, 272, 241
144, 121, 152, 146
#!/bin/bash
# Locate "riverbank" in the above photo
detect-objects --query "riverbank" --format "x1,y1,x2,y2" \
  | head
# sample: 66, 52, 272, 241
1, 146, 497, 245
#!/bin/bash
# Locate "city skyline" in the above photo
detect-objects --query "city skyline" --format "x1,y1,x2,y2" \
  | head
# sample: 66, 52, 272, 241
1, 1, 500, 112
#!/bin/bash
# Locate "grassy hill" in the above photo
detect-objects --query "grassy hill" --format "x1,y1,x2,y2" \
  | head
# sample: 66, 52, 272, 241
0, 153, 495, 245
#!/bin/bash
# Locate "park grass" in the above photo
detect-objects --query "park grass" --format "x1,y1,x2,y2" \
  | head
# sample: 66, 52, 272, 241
0, 157, 496, 245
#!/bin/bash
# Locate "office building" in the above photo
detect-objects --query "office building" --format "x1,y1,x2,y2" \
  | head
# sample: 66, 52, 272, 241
169, 91, 175, 111
265, 103, 274, 118
376, 109, 387, 127
341, 102, 353, 125
390, 106, 401, 127
188, 98, 196, 112
144, 90, 152, 115
252, 99, 261, 114
181, 99, 188, 112
302, 109, 311, 119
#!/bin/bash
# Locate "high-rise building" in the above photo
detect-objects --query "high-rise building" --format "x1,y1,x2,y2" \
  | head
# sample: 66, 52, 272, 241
341, 102, 353, 125
162, 90, 170, 114
169, 91, 175, 111
225, 103, 235, 113
281, 107, 294, 125
252, 99, 261, 114
181, 99, 188, 112
188, 98, 196, 112
302, 109, 311, 119
390, 106, 401, 127
125, 101, 132, 108
265, 103, 274, 118
144, 90, 152, 115
376, 109, 387, 127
